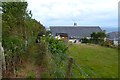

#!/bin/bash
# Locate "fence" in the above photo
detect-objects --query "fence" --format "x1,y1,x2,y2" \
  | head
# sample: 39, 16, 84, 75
47, 50, 97, 78
46, 41, 98, 78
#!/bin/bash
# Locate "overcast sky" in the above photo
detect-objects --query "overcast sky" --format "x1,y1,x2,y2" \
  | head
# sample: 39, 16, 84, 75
27, 0, 119, 29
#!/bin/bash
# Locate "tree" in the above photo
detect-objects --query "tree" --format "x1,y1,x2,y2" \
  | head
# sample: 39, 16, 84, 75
82, 38, 90, 43
90, 32, 106, 44
2, 1, 46, 77
2, 2, 29, 77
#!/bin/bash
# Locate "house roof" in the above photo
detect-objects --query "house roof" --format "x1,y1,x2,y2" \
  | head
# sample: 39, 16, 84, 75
50, 26, 102, 38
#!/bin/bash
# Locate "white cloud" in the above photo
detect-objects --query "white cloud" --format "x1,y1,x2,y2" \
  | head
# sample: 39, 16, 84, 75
27, 0, 119, 28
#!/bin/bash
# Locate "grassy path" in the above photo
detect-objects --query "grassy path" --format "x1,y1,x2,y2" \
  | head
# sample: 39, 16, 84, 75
15, 44, 44, 78
16, 56, 41, 78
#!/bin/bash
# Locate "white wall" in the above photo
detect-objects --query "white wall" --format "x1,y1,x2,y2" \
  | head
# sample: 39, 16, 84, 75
69, 39, 76, 43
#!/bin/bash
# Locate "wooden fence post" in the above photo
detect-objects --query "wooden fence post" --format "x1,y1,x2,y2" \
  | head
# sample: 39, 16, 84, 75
65, 57, 73, 78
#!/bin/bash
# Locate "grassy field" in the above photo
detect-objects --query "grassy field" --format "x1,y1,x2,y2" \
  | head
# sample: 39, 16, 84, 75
67, 43, 118, 78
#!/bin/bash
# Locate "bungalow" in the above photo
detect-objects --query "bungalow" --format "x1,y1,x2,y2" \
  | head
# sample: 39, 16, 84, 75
50, 23, 103, 43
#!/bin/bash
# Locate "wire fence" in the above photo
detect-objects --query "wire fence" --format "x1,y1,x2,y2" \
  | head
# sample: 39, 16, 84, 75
71, 61, 98, 78
47, 42, 97, 78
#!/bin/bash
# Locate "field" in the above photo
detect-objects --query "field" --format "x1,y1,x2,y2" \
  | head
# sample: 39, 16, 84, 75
67, 43, 118, 78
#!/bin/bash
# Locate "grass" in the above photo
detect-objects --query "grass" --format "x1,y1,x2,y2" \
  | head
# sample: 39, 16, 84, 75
14, 43, 118, 78
67, 43, 118, 78
15, 43, 48, 78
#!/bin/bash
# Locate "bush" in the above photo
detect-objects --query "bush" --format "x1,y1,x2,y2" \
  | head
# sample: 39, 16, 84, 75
46, 36, 68, 77
47, 36, 68, 61
100, 40, 113, 47
27, 37, 47, 66
81, 38, 90, 43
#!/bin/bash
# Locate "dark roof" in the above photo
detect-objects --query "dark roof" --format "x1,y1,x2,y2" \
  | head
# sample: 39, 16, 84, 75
50, 26, 102, 38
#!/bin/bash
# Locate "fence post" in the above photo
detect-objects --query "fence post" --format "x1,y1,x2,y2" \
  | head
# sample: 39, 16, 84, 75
65, 57, 73, 78
0, 43, 6, 79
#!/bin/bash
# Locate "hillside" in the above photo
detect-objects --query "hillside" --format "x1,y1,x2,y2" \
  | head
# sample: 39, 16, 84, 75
67, 43, 118, 78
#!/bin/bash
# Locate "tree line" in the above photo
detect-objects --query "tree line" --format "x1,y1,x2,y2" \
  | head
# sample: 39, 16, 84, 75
81, 32, 106, 44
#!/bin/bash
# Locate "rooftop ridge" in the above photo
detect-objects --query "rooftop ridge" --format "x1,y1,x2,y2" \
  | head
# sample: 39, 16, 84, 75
50, 25, 97, 27
50, 26, 101, 29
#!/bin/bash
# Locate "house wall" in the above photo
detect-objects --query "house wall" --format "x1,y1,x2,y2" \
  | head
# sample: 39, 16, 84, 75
55, 35, 69, 42
69, 39, 76, 43
69, 39, 80, 43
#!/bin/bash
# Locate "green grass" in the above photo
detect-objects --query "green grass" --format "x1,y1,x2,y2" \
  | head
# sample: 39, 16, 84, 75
26, 71, 36, 78
67, 43, 118, 78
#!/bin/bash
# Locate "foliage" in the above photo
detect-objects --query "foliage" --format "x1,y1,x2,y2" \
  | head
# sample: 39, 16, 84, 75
90, 32, 106, 44
46, 35, 68, 77
81, 32, 106, 44
26, 71, 36, 78
46, 30, 51, 36
29, 37, 47, 66
81, 38, 90, 43
2, 1, 46, 77
100, 40, 113, 47
47, 36, 68, 62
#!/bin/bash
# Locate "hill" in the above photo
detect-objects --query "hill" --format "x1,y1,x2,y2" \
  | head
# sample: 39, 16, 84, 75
67, 43, 118, 78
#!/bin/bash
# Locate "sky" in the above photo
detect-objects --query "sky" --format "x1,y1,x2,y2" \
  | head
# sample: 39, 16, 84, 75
27, 0, 119, 31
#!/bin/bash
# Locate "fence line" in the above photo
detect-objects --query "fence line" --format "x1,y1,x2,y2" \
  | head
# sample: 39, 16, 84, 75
73, 62, 89, 77
47, 51, 97, 78
47, 46, 66, 77
83, 66, 97, 77
47, 43, 97, 78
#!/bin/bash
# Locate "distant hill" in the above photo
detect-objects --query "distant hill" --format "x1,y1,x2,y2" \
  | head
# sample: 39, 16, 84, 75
106, 31, 120, 41
102, 27, 118, 33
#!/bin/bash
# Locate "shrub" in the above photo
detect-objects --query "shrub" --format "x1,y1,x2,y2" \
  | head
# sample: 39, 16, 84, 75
46, 36, 68, 77
100, 40, 113, 47
81, 38, 90, 43
47, 36, 68, 61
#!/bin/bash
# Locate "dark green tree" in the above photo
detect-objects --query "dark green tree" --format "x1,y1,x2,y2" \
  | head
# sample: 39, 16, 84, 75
90, 32, 106, 44
2, 1, 46, 77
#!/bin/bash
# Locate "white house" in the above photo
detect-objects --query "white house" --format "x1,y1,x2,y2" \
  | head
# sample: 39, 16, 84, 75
50, 23, 103, 43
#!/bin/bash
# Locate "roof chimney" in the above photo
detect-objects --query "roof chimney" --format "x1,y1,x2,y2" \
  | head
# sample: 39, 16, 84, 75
74, 22, 77, 27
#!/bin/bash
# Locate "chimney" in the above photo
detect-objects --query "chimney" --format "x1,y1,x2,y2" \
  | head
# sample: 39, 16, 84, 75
74, 22, 77, 27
